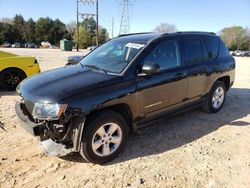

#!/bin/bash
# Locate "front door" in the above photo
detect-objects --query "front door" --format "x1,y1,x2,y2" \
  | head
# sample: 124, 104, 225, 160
137, 39, 188, 119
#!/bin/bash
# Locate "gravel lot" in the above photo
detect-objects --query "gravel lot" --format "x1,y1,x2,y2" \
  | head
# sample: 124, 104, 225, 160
0, 48, 250, 188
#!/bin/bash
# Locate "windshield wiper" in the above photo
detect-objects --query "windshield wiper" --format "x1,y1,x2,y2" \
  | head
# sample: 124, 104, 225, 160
84, 64, 108, 74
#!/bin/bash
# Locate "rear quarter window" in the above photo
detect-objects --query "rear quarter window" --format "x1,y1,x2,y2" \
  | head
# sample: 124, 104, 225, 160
206, 37, 220, 59
219, 39, 230, 57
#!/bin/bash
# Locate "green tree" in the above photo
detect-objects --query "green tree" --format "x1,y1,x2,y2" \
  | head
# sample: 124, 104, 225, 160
0, 14, 108, 47
0, 23, 4, 44
35, 17, 68, 45
12, 14, 25, 43
220, 26, 250, 50
35, 17, 54, 45
99, 26, 109, 44
0, 23, 15, 44
74, 18, 109, 48
24, 18, 36, 43
50, 19, 67, 45
73, 26, 91, 49
154, 23, 177, 33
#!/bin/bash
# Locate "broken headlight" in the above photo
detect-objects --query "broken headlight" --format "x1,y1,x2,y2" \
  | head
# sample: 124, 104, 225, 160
32, 102, 67, 120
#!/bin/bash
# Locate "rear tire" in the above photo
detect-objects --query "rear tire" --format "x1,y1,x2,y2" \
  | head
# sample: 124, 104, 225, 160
80, 110, 129, 164
202, 81, 226, 113
0, 69, 26, 91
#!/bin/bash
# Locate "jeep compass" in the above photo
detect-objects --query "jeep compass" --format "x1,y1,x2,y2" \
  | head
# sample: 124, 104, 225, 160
15, 32, 235, 164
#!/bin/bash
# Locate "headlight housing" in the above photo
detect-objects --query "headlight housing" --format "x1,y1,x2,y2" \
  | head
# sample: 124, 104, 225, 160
32, 102, 67, 120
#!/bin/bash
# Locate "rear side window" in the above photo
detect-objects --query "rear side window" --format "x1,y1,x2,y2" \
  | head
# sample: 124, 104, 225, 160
183, 39, 204, 65
206, 37, 220, 59
219, 39, 230, 57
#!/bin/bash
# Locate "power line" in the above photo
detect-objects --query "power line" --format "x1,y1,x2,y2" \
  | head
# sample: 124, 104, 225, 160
119, 0, 130, 35
76, 0, 99, 51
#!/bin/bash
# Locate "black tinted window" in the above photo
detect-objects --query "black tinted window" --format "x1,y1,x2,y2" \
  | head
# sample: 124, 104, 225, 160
219, 39, 230, 57
144, 40, 181, 70
183, 39, 204, 64
206, 37, 219, 59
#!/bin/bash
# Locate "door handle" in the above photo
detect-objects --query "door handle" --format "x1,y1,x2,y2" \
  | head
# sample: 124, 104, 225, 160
175, 73, 187, 79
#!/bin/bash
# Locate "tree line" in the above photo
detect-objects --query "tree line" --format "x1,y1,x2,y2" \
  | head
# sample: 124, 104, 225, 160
154, 23, 250, 51
219, 26, 250, 51
1, 15, 249, 51
0, 14, 109, 48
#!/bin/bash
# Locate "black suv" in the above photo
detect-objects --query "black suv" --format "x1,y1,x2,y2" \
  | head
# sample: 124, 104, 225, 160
16, 32, 235, 164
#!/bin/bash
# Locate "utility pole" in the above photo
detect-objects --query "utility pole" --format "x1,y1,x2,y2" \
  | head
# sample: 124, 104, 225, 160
112, 17, 114, 38
96, 0, 99, 46
76, 0, 99, 48
76, 0, 79, 51
119, 0, 130, 35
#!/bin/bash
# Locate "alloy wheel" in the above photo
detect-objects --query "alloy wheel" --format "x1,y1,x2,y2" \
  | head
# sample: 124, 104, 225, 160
212, 86, 225, 109
91, 123, 122, 157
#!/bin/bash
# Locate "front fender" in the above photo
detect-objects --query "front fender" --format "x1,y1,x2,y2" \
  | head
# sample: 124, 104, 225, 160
62, 79, 139, 123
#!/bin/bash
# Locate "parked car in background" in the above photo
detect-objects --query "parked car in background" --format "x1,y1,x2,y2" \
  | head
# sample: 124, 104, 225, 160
66, 55, 85, 65
11, 43, 21, 48
242, 51, 250, 57
1, 42, 11, 48
234, 50, 244, 57
87, 46, 97, 51
25, 42, 36, 48
230, 51, 235, 56
0, 50, 40, 90
232, 50, 250, 57
16, 32, 235, 164
50, 45, 58, 49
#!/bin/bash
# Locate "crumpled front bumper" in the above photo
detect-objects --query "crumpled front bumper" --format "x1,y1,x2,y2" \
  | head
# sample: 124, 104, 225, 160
15, 101, 44, 136
15, 101, 72, 156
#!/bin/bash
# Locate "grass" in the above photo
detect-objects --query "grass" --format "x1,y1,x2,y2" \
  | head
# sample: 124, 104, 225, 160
0, 50, 17, 58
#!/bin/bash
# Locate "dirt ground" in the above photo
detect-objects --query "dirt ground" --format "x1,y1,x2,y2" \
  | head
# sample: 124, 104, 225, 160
0, 48, 250, 188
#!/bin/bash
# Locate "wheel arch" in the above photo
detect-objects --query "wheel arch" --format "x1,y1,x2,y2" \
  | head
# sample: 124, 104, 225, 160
215, 76, 230, 91
85, 103, 134, 133
0, 67, 27, 78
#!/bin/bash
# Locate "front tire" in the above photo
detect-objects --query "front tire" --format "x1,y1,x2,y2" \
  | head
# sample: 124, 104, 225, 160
202, 81, 226, 113
80, 110, 128, 164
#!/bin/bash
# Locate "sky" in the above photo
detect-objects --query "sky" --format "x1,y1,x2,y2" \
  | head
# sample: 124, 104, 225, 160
0, 0, 249, 37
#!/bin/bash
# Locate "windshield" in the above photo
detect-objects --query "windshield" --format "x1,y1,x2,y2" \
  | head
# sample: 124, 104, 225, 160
80, 39, 145, 74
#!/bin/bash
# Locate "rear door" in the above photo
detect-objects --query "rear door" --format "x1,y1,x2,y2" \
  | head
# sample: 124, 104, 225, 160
181, 36, 211, 101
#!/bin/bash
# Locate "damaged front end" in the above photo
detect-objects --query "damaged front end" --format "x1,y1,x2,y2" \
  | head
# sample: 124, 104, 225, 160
15, 101, 85, 157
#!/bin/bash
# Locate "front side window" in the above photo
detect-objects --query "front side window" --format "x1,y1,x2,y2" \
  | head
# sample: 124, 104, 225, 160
80, 39, 145, 74
183, 39, 204, 64
143, 40, 181, 70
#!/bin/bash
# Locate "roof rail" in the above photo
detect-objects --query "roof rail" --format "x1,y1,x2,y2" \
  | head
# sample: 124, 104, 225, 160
117, 32, 156, 38
161, 31, 216, 36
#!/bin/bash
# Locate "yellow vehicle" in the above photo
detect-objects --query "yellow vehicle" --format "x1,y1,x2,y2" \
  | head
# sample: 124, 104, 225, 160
0, 50, 40, 90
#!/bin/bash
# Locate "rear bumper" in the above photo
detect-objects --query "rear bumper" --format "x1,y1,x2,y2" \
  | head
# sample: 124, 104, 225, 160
15, 102, 44, 136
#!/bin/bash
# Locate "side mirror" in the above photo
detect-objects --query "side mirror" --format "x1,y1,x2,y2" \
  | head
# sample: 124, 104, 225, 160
139, 61, 160, 76
66, 55, 85, 66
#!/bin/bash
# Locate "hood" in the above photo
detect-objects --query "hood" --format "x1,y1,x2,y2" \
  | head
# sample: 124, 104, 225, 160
19, 64, 121, 103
